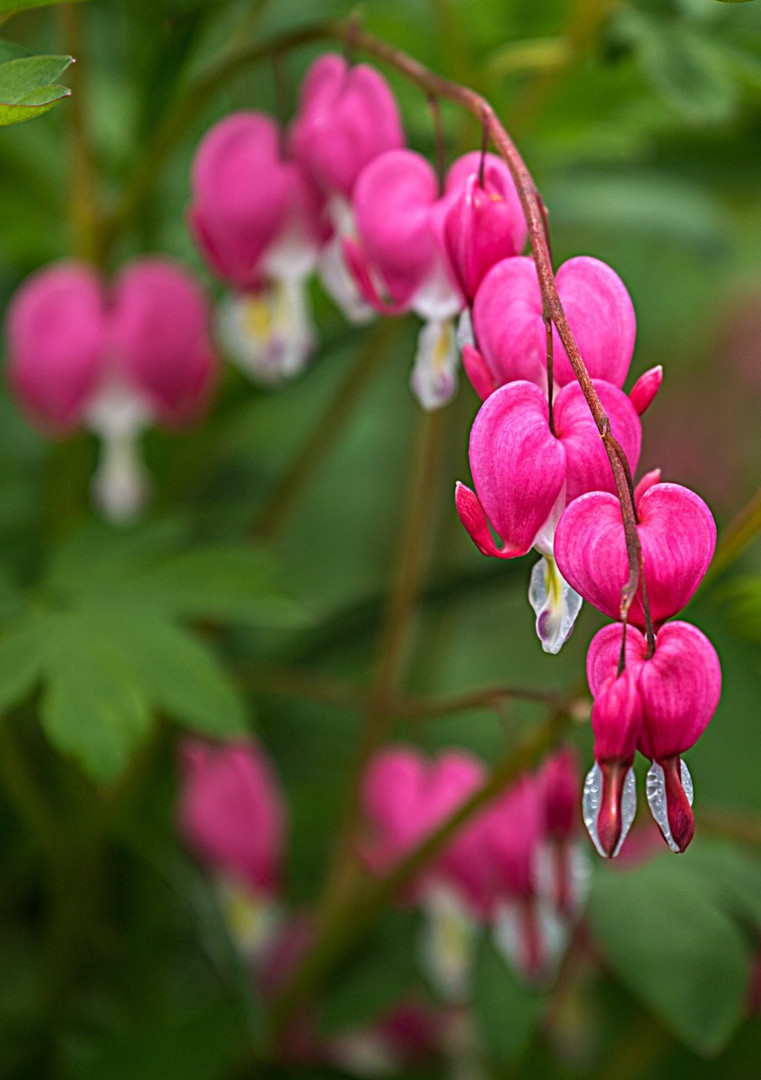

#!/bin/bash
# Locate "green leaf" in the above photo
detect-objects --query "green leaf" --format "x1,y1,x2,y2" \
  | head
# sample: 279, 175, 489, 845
78, 609, 250, 740
0, 619, 41, 715
472, 936, 545, 1066
38, 613, 151, 782
0, 54, 72, 127
320, 911, 423, 1035
614, 10, 738, 122
589, 854, 751, 1054
0, 0, 85, 11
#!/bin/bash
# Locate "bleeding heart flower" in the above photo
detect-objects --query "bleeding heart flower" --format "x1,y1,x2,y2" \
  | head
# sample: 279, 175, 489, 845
472, 255, 636, 391
5, 258, 217, 523
587, 621, 721, 853
536, 748, 589, 916
456, 378, 642, 560
442, 151, 527, 302
554, 480, 716, 629
189, 111, 327, 383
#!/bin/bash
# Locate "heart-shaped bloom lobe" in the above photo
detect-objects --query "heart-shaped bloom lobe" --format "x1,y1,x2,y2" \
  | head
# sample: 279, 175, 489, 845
629, 365, 663, 416
554, 481, 716, 629
6, 261, 107, 432
177, 737, 287, 898
488, 775, 544, 900
457, 378, 641, 560
291, 53, 404, 200
109, 258, 217, 428
535, 748, 589, 915
349, 149, 461, 317
189, 113, 294, 290
442, 151, 527, 301
360, 746, 486, 884
539, 748, 580, 840
473, 255, 636, 390
587, 621, 721, 853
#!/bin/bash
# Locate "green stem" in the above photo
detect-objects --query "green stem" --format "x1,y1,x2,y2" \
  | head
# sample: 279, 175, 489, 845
253, 320, 398, 542
271, 708, 570, 1033
704, 482, 761, 583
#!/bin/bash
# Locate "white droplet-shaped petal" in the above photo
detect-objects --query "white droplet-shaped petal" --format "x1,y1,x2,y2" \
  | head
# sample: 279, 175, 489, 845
534, 839, 592, 918
86, 383, 151, 524
318, 233, 376, 324
582, 762, 636, 859
456, 308, 475, 351
330, 1030, 398, 1078
419, 884, 478, 1003
410, 257, 462, 322
218, 279, 316, 385
493, 899, 567, 984
410, 317, 459, 410
646, 759, 694, 854
215, 877, 282, 962
528, 554, 583, 655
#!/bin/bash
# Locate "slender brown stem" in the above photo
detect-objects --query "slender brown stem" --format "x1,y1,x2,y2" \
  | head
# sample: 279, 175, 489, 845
253, 321, 398, 542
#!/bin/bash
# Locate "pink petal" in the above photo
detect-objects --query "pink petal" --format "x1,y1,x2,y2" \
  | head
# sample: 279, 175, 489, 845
351, 149, 440, 310
6, 260, 107, 432
291, 54, 404, 199
467, 380, 567, 557
109, 258, 217, 427
552, 256, 636, 388
554, 379, 641, 502
189, 112, 293, 289
472, 257, 547, 387
629, 365, 662, 415
461, 343, 497, 401
637, 621, 721, 760
590, 670, 642, 764
586, 622, 648, 697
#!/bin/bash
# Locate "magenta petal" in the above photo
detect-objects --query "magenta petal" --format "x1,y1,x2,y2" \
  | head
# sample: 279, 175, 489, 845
586, 622, 648, 697
468, 381, 567, 557
629, 365, 663, 415
455, 482, 514, 558
591, 670, 642, 764
352, 149, 440, 309
461, 344, 496, 401
555, 482, 715, 629
6, 260, 107, 433
472, 257, 546, 388
554, 379, 641, 502
109, 258, 216, 427
552, 256, 636, 388
291, 54, 403, 199
634, 468, 661, 502
637, 622, 721, 760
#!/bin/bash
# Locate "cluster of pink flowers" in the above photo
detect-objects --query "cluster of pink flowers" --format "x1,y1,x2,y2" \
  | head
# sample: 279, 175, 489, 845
361, 744, 586, 988
450, 219, 721, 856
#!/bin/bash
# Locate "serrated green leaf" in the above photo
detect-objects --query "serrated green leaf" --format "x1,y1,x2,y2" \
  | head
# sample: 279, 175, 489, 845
0, 619, 41, 715
589, 854, 751, 1054
0, 54, 72, 126
77, 609, 250, 740
472, 936, 545, 1066
38, 613, 151, 782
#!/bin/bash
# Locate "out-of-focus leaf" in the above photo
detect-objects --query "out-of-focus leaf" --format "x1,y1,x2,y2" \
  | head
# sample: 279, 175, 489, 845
0, 0, 85, 10
472, 936, 545, 1066
725, 577, 761, 640
77, 608, 250, 741
38, 612, 151, 782
0, 54, 72, 126
613, 10, 738, 122
589, 854, 751, 1054
320, 911, 423, 1035
0, 617, 41, 715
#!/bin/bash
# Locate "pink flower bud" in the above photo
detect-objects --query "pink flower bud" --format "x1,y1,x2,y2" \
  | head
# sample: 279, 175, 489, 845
109, 258, 216, 427
291, 54, 404, 199
6, 260, 107, 433
442, 152, 527, 301
176, 738, 286, 897
554, 481, 716, 630
473, 255, 636, 390
456, 378, 641, 559
629, 365, 662, 415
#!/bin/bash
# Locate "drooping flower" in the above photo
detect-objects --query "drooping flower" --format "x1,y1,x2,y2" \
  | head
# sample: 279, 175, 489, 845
470, 255, 636, 393
6, 258, 216, 522
290, 53, 404, 327
587, 621, 721, 853
554, 476, 716, 629
189, 111, 328, 383
536, 748, 589, 917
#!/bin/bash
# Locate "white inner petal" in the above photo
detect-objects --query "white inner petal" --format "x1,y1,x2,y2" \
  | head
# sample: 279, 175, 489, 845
582, 762, 636, 859
645, 759, 694, 854
217, 281, 316, 385
86, 382, 151, 524
410, 316, 459, 410
528, 553, 583, 655
418, 884, 478, 1003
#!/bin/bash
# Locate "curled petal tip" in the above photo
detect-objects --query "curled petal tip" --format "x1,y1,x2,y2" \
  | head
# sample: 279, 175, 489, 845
461, 343, 496, 401
454, 482, 521, 559
629, 365, 663, 416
